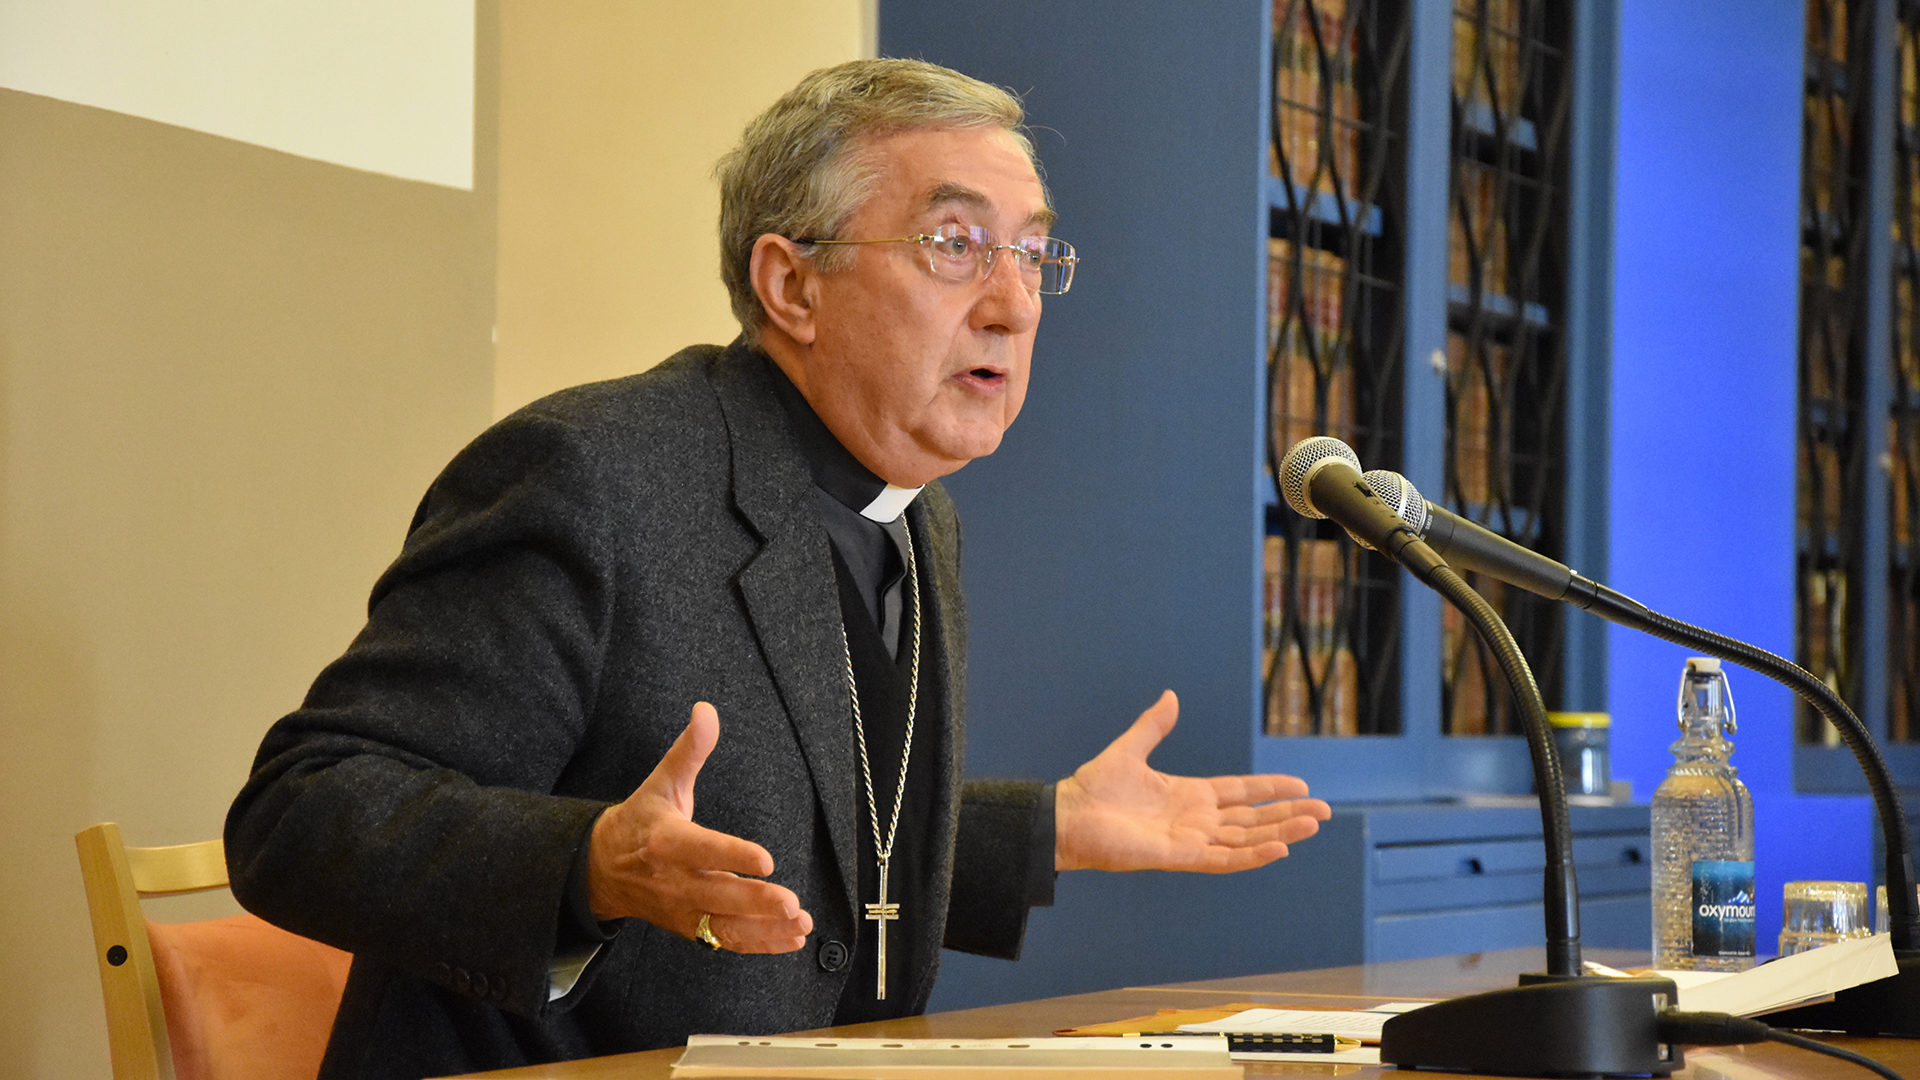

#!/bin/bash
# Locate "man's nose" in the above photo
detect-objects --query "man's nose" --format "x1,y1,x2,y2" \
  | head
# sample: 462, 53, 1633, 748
972, 251, 1040, 332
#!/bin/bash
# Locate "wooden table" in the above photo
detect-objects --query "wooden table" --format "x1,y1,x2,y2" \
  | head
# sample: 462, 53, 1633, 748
444, 948, 1920, 1079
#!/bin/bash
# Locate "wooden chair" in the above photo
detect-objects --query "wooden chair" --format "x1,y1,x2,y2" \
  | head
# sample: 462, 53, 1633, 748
75, 822, 352, 1080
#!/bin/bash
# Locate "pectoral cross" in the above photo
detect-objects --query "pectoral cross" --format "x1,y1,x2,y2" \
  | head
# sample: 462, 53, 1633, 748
864, 855, 901, 1000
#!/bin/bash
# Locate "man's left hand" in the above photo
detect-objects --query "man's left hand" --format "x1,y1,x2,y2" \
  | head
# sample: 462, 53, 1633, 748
1054, 690, 1332, 873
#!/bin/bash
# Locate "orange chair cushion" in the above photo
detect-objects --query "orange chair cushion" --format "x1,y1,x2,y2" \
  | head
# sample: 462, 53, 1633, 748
146, 913, 352, 1080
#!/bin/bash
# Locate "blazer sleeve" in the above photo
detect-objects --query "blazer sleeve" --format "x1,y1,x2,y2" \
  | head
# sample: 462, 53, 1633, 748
942, 779, 1056, 959
225, 405, 625, 1020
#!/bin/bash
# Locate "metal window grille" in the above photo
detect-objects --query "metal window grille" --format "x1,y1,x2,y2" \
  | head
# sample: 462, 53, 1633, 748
1265, 0, 1410, 735
1798, 0, 1870, 746
1440, 0, 1574, 736
1889, 5, 1920, 742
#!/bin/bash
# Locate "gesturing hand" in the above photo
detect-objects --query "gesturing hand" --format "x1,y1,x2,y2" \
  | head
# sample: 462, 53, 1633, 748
1054, 690, 1332, 873
586, 702, 813, 952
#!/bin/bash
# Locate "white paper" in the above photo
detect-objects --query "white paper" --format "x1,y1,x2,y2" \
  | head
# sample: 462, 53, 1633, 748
1652, 932, 1899, 1016
673, 1034, 1240, 1078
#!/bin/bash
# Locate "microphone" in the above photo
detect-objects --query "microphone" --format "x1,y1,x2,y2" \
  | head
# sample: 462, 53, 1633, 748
1276, 438, 1445, 584
1360, 469, 1587, 603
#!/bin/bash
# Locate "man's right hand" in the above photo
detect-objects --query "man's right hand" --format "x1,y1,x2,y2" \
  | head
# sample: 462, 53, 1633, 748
586, 701, 813, 952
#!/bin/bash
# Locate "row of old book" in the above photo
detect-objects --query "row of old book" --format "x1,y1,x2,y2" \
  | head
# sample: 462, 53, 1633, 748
1270, 0, 1531, 198
1803, 417, 1920, 556
1267, 237, 1525, 509
1262, 538, 1522, 737
1267, 238, 1354, 459
1264, 535, 1361, 736
1799, 567, 1851, 748
1451, 0, 1526, 116
1272, 0, 1364, 193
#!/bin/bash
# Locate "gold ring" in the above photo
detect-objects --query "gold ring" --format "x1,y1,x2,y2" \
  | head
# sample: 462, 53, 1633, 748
696, 913, 722, 950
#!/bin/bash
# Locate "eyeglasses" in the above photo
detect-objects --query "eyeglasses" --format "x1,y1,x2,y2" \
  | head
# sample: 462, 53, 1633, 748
797, 224, 1079, 295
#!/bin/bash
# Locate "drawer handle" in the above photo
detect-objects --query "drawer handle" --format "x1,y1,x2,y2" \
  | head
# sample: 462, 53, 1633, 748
1621, 846, 1644, 865
1461, 857, 1485, 875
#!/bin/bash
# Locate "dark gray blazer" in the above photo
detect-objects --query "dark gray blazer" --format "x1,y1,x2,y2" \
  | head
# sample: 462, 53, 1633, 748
225, 343, 1046, 1079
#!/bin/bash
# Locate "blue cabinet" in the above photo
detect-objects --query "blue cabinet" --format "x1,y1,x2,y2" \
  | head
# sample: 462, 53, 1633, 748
1278, 802, 1651, 964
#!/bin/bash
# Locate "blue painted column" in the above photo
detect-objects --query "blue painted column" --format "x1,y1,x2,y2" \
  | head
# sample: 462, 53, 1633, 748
1610, 0, 1873, 949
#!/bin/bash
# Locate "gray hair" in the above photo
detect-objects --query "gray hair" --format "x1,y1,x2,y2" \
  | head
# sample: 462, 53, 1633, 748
715, 58, 1037, 343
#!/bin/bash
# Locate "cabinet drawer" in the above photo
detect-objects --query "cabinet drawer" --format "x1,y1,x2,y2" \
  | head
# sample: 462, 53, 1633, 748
1372, 895, 1652, 963
1374, 832, 1647, 885
1369, 832, 1650, 914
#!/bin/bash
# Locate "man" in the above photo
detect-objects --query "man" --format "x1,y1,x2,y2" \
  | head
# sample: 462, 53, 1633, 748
226, 58, 1331, 1079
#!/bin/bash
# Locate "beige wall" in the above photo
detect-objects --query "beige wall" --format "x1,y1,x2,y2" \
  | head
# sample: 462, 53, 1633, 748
495, 2, 873, 416
1, 3, 867, 1077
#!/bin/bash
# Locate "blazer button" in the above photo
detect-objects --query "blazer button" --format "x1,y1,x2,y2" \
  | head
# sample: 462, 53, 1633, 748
817, 940, 849, 972
451, 967, 472, 995
470, 972, 490, 999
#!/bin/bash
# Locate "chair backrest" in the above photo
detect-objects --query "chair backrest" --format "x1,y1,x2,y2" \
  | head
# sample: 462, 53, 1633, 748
75, 822, 352, 1080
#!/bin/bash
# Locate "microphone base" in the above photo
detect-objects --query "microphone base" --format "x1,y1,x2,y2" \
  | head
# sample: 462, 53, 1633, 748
1379, 976, 1681, 1077
1518, 968, 1593, 986
1764, 951, 1920, 1036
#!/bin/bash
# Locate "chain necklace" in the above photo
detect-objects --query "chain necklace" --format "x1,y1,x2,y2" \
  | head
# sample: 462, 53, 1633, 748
842, 518, 920, 1002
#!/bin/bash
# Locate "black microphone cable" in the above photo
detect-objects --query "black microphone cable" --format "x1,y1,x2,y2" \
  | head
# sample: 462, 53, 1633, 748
1658, 1009, 1907, 1080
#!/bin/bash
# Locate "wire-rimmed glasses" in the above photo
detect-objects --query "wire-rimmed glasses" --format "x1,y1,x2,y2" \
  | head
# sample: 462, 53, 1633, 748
798, 224, 1078, 295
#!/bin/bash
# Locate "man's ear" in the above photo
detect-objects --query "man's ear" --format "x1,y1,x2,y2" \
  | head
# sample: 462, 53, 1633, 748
750, 234, 820, 346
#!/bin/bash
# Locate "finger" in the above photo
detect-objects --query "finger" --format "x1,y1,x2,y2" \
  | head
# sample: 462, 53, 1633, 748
1103, 689, 1181, 761
646, 702, 722, 811
701, 908, 815, 954
1221, 815, 1325, 847
692, 871, 807, 922
1207, 773, 1318, 807
1214, 798, 1332, 829
653, 817, 779, 880
1186, 839, 1293, 874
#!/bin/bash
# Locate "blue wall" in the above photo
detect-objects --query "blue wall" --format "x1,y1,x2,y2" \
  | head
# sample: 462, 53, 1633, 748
1609, 1, 1875, 945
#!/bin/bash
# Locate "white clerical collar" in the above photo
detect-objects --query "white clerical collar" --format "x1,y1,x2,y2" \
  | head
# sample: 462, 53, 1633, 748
860, 484, 923, 523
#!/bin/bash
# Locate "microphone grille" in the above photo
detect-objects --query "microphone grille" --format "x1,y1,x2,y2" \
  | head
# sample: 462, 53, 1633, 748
1278, 436, 1362, 519
1360, 470, 1432, 535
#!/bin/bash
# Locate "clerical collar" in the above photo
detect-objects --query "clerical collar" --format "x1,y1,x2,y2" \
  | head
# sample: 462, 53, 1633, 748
764, 352, 924, 522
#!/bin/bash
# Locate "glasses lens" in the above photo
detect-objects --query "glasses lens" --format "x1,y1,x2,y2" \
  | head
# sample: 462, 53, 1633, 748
922, 229, 1075, 294
925, 225, 988, 282
1031, 238, 1076, 295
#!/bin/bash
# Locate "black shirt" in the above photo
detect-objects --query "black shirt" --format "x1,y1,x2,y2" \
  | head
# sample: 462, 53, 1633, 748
765, 353, 1056, 1018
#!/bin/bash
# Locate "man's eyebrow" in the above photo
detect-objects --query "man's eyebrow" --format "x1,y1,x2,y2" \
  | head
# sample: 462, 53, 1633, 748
923, 181, 1058, 233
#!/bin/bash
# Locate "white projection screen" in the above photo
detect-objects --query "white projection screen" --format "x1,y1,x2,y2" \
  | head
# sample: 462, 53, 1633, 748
0, 0, 475, 190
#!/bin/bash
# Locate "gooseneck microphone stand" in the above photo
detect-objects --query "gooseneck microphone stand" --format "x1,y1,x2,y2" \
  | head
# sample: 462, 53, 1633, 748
1424, 561, 1581, 979
1360, 463, 1920, 1031
1278, 437, 1680, 1076
1575, 587, 1920, 1035
1374, 559, 1682, 1077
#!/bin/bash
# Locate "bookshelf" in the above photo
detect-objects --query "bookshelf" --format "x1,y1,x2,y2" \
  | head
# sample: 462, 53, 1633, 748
879, 0, 1629, 1008
1794, 0, 1920, 793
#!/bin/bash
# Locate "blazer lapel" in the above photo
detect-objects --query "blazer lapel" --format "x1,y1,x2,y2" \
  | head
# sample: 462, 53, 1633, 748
907, 494, 964, 869
711, 347, 861, 919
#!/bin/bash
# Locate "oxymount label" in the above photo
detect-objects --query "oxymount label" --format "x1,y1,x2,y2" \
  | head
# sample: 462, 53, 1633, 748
1691, 859, 1757, 958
